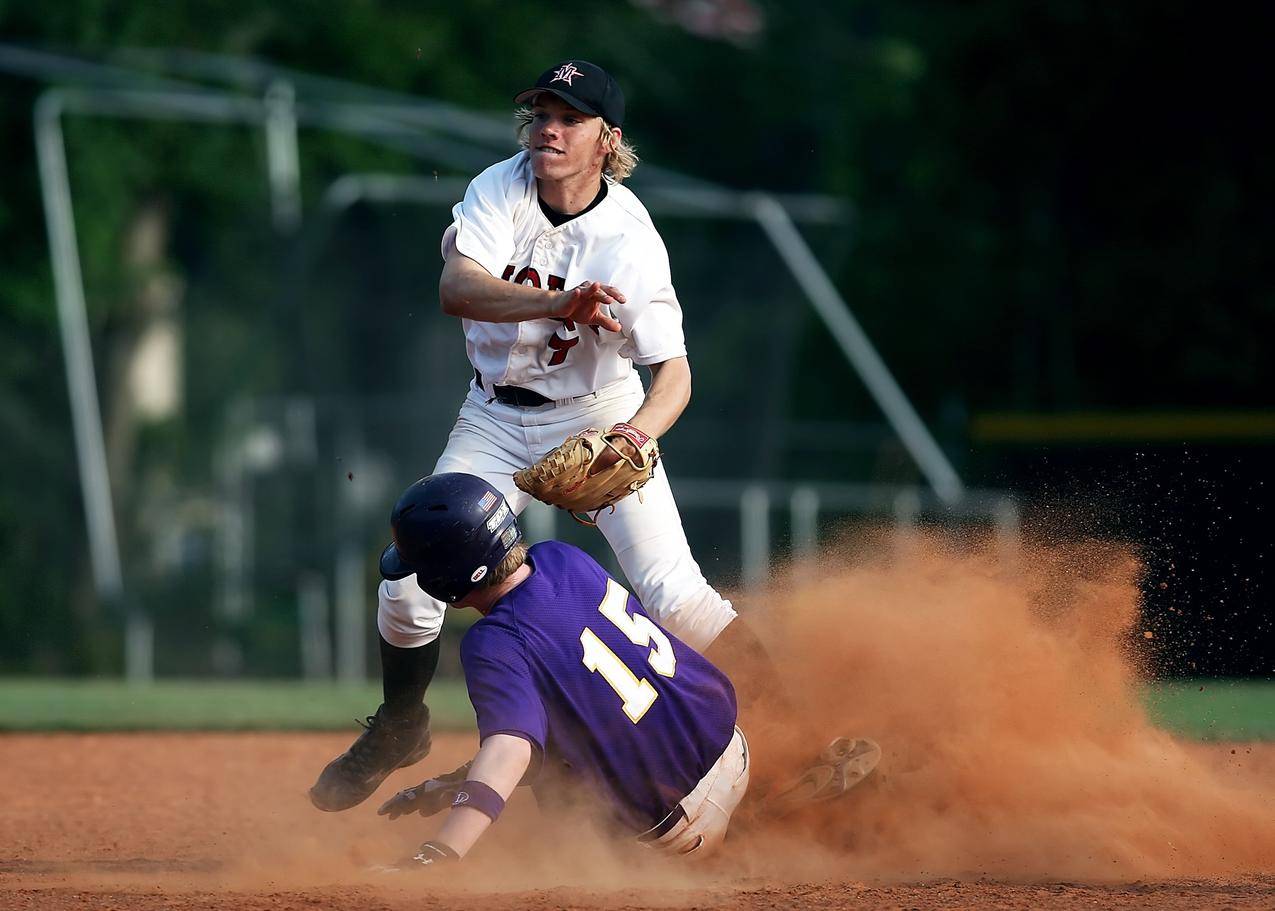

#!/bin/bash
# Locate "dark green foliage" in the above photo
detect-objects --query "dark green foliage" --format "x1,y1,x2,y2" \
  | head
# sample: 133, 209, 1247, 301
1, 1, 1270, 673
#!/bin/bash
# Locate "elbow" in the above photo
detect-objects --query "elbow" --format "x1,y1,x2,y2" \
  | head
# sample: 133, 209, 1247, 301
677, 362, 693, 410
439, 280, 464, 317
675, 376, 692, 414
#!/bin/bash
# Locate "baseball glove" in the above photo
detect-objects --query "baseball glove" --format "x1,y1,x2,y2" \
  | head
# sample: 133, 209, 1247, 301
513, 422, 660, 525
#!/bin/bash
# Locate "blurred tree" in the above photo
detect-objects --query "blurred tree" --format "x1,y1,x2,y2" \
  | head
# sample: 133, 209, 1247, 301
1, 0, 1271, 673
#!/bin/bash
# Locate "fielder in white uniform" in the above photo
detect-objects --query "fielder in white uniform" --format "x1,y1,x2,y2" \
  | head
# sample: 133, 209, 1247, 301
392, 130, 735, 657
310, 59, 744, 813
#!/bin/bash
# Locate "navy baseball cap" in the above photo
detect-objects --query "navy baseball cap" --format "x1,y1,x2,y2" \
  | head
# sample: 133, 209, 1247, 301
379, 473, 522, 603
515, 60, 625, 128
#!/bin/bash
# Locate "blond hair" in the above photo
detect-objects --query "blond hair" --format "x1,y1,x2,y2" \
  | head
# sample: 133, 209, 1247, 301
480, 541, 529, 589
515, 106, 639, 182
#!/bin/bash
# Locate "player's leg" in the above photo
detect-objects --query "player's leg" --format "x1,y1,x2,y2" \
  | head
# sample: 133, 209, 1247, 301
310, 397, 533, 812
593, 468, 737, 652
376, 396, 534, 660
593, 480, 794, 766
594, 486, 778, 710
645, 726, 750, 858
529, 378, 737, 650
376, 401, 536, 650
582, 421, 870, 808
600, 491, 874, 807
536, 385, 782, 703
537, 384, 876, 813
309, 620, 439, 811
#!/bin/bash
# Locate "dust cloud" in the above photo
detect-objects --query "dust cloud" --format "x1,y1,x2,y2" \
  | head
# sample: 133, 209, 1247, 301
734, 528, 1275, 881
206, 529, 1275, 894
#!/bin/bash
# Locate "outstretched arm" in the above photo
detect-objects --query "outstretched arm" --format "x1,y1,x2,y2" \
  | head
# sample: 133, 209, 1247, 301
439, 226, 623, 330
428, 733, 532, 858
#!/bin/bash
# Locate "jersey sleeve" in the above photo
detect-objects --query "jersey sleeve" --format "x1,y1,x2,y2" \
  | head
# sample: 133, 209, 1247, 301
447, 157, 521, 278
460, 622, 548, 754
616, 236, 687, 366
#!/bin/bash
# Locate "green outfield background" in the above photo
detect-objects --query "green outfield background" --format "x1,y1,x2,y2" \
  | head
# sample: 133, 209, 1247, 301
0, 678, 1271, 740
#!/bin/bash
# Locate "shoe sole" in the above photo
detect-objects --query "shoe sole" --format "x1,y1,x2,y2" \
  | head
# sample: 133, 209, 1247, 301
308, 737, 432, 813
763, 736, 882, 817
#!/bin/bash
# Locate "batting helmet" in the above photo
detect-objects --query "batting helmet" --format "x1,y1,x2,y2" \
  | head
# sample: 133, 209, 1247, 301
379, 473, 523, 603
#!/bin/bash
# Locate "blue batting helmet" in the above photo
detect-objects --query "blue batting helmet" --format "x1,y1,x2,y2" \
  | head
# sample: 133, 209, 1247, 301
379, 473, 523, 603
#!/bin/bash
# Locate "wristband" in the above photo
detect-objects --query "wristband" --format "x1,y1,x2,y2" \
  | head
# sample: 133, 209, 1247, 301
452, 779, 506, 821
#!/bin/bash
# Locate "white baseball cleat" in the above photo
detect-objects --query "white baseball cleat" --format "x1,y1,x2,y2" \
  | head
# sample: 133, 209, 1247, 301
763, 736, 882, 816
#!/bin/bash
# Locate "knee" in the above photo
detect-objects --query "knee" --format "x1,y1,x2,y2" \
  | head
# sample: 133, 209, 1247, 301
639, 583, 737, 653
376, 578, 445, 648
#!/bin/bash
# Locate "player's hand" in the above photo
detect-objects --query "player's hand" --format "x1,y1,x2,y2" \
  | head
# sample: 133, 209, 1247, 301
377, 761, 472, 820
590, 433, 639, 474
369, 840, 460, 873
554, 281, 625, 333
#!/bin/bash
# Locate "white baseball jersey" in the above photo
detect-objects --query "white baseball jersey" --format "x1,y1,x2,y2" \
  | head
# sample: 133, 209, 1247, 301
379, 152, 738, 655
448, 151, 687, 398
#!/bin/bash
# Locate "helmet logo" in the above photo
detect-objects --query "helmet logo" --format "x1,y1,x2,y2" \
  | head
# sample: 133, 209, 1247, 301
478, 491, 498, 511
485, 502, 510, 533
471, 566, 489, 583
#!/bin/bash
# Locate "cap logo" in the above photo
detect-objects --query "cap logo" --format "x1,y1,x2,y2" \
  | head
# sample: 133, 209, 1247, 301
471, 566, 489, 583
551, 63, 582, 86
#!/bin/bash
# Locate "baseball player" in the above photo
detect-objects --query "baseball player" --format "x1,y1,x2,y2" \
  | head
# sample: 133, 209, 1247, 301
310, 59, 866, 814
373, 473, 749, 865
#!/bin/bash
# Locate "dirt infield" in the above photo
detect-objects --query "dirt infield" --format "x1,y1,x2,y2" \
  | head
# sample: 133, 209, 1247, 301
0, 732, 1272, 911
5, 537, 1274, 909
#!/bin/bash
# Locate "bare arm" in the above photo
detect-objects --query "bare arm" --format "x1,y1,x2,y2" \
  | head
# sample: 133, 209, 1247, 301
439, 226, 623, 330
589, 357, 691, 472
429, 733, 532, 858
627, 356, 692, 440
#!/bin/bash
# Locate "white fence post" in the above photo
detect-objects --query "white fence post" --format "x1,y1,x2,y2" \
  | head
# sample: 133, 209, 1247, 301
791, 486, 820, 561
334, 548, 366, 681
298, 572, 333, 680
264, 80, 301, 232
741, 485, 771, 590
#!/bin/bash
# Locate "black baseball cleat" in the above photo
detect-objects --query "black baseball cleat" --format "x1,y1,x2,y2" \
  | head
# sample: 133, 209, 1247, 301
309, 702, 432, 812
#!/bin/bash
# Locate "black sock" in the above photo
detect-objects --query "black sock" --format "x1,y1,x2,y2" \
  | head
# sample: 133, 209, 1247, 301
380, 634, 440, 718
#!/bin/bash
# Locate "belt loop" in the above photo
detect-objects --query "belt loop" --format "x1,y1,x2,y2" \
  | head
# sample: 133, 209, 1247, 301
556, 388, 600, 408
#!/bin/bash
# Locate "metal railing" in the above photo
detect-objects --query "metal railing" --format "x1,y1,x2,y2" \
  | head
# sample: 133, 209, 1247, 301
8, 44, 981, 680
526, 477, 1018, 591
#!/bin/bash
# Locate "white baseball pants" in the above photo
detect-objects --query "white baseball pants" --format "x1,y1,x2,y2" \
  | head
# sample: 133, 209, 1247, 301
376, 372, 737, 653
642, 725, 750, 858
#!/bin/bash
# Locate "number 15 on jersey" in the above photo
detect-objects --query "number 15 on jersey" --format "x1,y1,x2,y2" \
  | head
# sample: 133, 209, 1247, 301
580, 579, 677, 723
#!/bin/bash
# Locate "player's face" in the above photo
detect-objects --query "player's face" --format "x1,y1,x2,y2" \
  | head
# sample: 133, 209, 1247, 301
528, 95, 611, 183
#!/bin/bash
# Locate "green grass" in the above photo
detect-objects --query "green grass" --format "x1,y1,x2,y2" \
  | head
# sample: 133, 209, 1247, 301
1142, 678, 1275, 741
0, 677, 1271, 738
0, 678, 474, 731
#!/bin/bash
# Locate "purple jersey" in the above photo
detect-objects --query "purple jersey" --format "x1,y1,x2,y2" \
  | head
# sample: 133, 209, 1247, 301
459, 541, 737, 833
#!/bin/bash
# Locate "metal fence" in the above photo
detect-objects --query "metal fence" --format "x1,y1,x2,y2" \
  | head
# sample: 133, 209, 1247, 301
4, 45, 1014, 679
